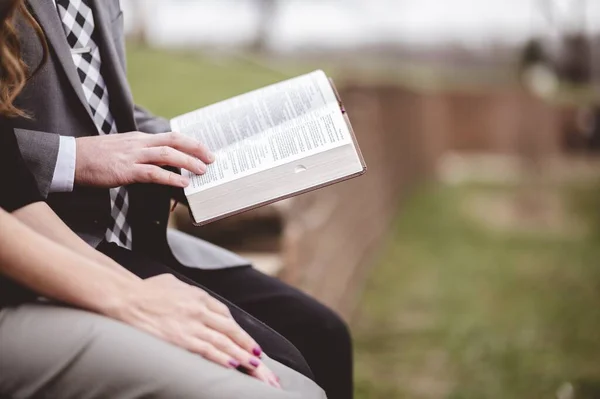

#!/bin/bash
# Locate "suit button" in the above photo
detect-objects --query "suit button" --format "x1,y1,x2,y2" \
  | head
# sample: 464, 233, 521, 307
154, 220, 161, 225
93, 219, 99, 225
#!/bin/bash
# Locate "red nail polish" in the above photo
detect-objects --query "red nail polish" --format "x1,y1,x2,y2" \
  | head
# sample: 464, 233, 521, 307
249, 358, 260, 368
252, 346, 262, 357
228, 359, 240, 368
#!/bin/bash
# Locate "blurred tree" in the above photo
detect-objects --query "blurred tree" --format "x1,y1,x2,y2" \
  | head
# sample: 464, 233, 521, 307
561, 33, 592, 83
250, 0, 278, 53
128, 0, 148, 46
587, 107, 600, 150
538, 0, 593, 84
519, 39, 551, 72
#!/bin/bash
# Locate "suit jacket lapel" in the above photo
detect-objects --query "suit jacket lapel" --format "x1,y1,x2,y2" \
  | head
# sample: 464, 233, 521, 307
28, 0, 95, 123
89, 0, 136, 131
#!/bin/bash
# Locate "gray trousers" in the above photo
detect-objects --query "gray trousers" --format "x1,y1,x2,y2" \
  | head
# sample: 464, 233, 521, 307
0, 303, 326, 399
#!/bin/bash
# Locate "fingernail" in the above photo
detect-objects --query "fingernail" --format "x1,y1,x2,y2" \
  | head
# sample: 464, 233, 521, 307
252, 346, 262, 357
180, 176, 189, 186
197, 161, 206, 174
249, 358, 260, 368
228, 359, 240, 368
207, 152, 215, 163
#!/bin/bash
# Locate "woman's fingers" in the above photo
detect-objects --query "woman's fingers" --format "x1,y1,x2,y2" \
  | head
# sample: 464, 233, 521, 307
196, 327, 262, 372
139, 146, 206, 175
203, 311, 262, 357
187, 287, 263, 358
187, 326, 274, 386
187, 338, 240, 370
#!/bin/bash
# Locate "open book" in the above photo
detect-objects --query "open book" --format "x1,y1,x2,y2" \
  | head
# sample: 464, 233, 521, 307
170, 70, 367, 225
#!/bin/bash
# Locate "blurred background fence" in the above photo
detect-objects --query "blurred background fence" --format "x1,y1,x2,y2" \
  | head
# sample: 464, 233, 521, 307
123, 1, 600, 397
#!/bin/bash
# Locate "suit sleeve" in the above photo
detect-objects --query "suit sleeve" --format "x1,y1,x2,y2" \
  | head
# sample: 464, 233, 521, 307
13, 128, 60, 199
134, 104, 171, 134
0, 128, 43, 211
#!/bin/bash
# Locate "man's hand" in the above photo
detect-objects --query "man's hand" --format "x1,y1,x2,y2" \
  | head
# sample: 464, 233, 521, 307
112, 274, 281, 388
75, 132, 215, 188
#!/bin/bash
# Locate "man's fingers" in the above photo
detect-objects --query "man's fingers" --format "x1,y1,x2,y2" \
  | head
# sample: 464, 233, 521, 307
134, 165, 189, 188
202, 311, 261, 357
139, 146, 206, 175
150, 132, 215, 165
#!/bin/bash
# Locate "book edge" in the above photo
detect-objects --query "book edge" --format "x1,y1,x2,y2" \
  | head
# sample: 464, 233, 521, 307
190, 166, 366, 226
328, 77, 368, 171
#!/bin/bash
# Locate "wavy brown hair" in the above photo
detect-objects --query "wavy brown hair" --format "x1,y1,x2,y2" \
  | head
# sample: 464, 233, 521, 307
0, 0, 48, 118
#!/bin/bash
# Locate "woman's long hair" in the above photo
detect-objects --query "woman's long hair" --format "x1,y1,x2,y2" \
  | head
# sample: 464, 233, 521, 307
0, 0, 48, 118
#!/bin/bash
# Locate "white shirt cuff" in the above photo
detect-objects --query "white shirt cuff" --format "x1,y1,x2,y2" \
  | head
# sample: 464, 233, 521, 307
50, 136, 76, 193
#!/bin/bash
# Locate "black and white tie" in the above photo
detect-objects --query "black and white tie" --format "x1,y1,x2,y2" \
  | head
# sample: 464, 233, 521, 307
56, 0, 133, 249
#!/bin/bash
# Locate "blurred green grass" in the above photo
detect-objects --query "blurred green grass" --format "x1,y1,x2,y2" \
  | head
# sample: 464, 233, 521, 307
126, 45, 600, 399
354, 183, 600, 399
126, 44, 315, 119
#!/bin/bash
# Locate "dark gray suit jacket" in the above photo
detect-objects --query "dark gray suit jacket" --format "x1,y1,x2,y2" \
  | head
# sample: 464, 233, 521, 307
4, 0, 248, 269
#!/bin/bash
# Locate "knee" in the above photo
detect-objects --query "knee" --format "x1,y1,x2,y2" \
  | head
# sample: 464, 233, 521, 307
316, 304, 352, 348
288, 293, 352, 346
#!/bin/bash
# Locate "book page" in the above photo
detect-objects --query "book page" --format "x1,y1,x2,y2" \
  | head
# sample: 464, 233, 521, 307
172, 70, 338, 151
171, 70, 353, 195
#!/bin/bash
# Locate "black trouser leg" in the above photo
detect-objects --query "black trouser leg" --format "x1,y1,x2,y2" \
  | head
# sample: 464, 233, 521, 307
171, 264, 354, 399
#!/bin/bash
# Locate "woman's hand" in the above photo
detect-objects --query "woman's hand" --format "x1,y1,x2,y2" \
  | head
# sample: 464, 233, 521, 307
110, 274, 280, 388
